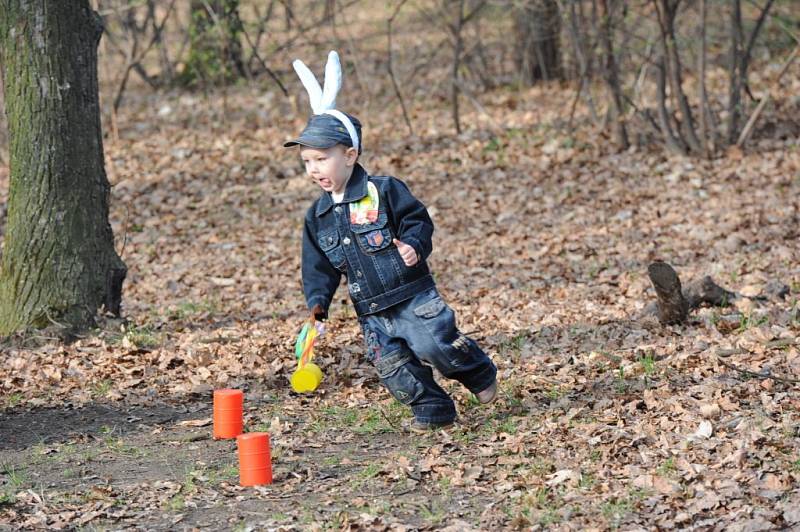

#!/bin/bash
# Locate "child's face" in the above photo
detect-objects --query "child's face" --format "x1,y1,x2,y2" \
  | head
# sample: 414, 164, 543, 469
300, 145, 358, 194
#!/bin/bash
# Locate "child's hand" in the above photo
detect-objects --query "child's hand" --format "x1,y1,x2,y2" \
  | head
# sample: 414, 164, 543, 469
392, 238, 419, 267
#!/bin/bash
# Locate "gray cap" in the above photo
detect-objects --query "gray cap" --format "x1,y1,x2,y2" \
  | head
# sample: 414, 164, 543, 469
283, 112, 362, 153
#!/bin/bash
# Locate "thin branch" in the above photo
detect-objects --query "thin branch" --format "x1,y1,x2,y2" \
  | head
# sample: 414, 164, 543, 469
736, 43, 800, 147
716, 356, 800, 386
387, 0, 414, 135
240, 23, 288, 95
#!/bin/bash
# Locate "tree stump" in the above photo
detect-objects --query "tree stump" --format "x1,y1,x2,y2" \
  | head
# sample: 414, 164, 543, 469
646, 261, 738, 325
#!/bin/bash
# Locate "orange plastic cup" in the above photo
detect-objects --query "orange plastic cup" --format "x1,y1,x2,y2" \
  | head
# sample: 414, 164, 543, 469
237, 432, 273, 486
213, 389, 243, 439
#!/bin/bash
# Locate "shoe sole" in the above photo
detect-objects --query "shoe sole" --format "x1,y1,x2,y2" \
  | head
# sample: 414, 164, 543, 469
477, 382, 498, 404
408, 421, 455, 433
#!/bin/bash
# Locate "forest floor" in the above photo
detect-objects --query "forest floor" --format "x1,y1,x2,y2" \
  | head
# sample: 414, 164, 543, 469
1, 47, 800, 530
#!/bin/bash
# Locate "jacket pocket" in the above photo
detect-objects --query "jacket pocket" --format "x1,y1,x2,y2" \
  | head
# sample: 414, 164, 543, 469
350, 211, 393, 253
317, 228, 346, 270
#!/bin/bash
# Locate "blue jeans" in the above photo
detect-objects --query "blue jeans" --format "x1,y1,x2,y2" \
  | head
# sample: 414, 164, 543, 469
357, 287, 497, 424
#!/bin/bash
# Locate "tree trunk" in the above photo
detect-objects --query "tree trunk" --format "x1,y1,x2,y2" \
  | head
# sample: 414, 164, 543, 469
726, 0, 743, 143
513, 0, 562, 84
0, 0, 127, 337
655, 0, 703, 154
182, 0, 245, 87
646, 262, 738, 325
597, 0, 629, 149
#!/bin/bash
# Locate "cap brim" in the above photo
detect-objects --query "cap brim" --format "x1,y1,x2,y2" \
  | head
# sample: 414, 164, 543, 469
283, 137, 339, 149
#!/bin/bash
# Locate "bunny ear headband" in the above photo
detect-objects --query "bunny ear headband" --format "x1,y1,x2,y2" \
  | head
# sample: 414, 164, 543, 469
292, 50, 360, 153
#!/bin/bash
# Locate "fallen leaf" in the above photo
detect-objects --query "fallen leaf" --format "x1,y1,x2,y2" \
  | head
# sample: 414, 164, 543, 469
177, 418, 212, 427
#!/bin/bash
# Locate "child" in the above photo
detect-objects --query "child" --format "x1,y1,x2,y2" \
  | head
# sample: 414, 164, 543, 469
284, 51, 497, 431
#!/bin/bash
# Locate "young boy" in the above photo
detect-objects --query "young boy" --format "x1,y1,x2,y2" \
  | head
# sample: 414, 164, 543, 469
284, 52, 497, 431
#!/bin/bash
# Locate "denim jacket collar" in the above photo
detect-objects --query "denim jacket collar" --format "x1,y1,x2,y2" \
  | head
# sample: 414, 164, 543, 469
315, 163, 369, 217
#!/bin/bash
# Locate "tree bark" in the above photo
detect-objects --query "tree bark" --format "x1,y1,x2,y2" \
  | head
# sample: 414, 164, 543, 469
654, 0, 703, 154
0, 0, 127, 336
646, 262, 737, 325
726, 0, 744, 143
597, 0, 629, 149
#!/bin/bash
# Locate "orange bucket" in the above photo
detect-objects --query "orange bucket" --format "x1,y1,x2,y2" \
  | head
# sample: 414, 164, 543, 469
213, 389, 243, 439
237, 432, 273, 486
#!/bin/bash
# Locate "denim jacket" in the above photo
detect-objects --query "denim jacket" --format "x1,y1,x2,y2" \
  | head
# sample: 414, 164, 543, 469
302, 163, 435, 317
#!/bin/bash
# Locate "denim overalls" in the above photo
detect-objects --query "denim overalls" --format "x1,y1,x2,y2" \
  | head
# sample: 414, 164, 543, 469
301, 164, 496, 423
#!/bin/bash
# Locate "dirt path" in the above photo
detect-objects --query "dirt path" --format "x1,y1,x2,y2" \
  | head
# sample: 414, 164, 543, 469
1, 387, 510, 530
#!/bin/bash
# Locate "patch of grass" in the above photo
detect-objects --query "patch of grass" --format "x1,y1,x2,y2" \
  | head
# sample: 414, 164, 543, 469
311, 403, 403, 435
598, 487, 647, 528
499, 331, 529, 358
351, 462, 382, 489
600, 497, 632, 525
104, 437, 146, 458
0, 463, 26, 505
0, 491, 15, 506
586, 261, 605, 279
165, 494, 185, 511
615, 367, 628, 394
308, 405, 356, 433
1, 463, 26, 488
519, 487, 563, 526
121, 323, 160, 349
451, 426, 478, 445
167, 299, 218, 320
353, 404, 400, 435
497, 418, 518, 434
322, 455, 340, 467
78, 448, 100, 464
267, 513, 290, 523
92, 379, 113, 398
165, 465, 209, 512
737, 313, 769, 333
638, 351, 656, 376
526, 457, 554, 477
419, 501, 445, 525
791, 458, 800, 473
324, 405, 358, 424
579, 471, 596, 489
358, 463, 381, 480
545, 385, 563, 400
203, 463, 238, 485
4, 392, 23, 408
657, 457, 676, 477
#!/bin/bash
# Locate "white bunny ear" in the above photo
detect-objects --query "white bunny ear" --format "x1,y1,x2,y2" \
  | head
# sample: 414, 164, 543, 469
292, 59, 323, 114
319, 50, 342, 111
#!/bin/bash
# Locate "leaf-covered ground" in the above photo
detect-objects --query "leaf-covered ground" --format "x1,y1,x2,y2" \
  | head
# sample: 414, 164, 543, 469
2, 40, 800, 531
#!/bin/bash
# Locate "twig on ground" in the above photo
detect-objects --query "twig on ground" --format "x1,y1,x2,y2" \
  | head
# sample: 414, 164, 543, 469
716, 356, 800, 385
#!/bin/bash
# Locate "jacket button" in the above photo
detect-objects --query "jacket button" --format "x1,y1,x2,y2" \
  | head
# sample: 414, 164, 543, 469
334, 206, 342, 213
370, 303, 378, 310
327, 236, 334, 244
343, 237, 351, 245
356, 270, 363, 277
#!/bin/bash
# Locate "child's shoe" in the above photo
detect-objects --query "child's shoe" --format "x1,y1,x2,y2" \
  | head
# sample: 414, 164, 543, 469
476, 380, 498, 404
407, 419, 455, 433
